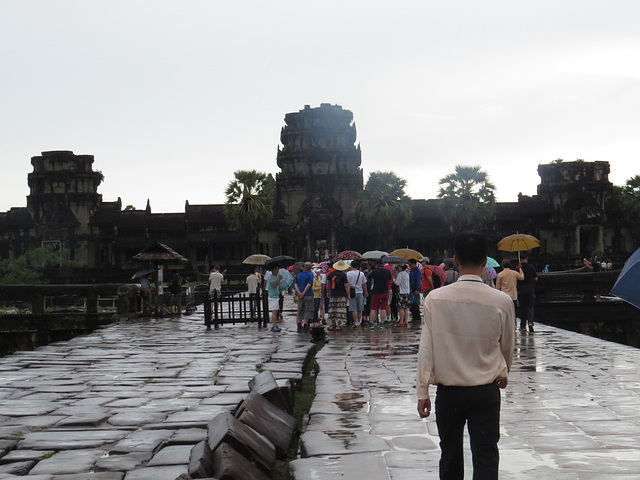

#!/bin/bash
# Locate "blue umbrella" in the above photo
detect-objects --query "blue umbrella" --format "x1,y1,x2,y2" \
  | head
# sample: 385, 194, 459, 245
278, 269, 294, 291
485, 257, 500, 268
611, 247, 640, 309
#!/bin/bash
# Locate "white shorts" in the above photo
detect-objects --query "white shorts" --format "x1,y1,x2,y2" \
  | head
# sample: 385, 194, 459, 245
269, 298, 280, 311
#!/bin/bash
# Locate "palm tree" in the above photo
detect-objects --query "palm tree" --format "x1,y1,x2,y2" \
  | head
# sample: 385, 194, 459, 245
619, 175, 640, 242
223, 170, 275, 253
356, 171, 413, 250
438, 165, 496, 233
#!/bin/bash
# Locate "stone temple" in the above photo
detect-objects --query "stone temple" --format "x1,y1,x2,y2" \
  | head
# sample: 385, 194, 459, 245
0, 104, 636, 282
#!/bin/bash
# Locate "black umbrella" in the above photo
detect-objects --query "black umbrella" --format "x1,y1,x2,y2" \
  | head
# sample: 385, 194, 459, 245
264, 255, 296, 269
131, 267, 157, 280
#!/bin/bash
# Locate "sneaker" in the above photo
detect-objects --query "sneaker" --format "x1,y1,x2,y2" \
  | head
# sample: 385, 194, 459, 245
364, 323, 375, 330
519, 328, 527, 334
528, 324, 534, 333
297, 324, 302, 333
271, 326, 281, 332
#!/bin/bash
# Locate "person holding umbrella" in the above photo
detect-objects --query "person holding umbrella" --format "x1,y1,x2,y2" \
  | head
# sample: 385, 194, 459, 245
266, 264, 284, 332
496, 259, 524, 316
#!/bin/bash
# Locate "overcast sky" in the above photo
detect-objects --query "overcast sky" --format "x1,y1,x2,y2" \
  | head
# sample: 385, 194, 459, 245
2, 1, 640, 213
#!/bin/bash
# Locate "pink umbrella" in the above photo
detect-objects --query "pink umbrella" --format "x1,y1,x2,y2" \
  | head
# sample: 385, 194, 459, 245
428, 265, 447, 285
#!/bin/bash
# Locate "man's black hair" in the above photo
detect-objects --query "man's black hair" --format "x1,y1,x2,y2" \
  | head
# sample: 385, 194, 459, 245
408, 258, 417, 265
270, 263, 280, 270
351, 259, 361, 268
454, 232, 488, 267
375, 259, 384, 267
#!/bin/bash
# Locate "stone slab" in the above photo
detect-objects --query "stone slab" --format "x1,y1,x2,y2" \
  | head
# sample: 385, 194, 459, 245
289, 452, 390, 480
123, 466, 189, 479
30, 449, 107, 475
20, 430, 129, 450
110, 429, 174, 454
147, 445, 193, 466
300, 430, 391, 457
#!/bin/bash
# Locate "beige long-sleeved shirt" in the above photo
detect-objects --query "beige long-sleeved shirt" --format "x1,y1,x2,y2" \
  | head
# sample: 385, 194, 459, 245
417, 274, 515, 400
495, 267, 524, 301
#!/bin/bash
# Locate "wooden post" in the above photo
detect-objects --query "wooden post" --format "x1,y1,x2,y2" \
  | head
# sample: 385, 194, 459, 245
204, 294, 212, 331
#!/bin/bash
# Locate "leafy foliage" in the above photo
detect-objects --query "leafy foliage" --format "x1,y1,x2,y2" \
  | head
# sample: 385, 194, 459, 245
0, 244, 78, 284
356, 171, 412, 249
619, 175, 640, 228
437, 165, 496, 233
223, 170, 275, 251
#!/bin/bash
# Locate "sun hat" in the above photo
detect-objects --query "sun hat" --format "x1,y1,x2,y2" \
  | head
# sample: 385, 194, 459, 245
332, 260, 349, 271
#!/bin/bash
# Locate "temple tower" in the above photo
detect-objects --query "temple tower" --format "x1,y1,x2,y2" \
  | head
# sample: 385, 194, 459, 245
534, 160, 614, 257
27, 150, 104, 263
275, 104, 363, 257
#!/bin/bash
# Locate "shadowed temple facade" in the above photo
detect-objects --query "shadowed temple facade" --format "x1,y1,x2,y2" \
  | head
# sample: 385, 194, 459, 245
0, 104, 636, 281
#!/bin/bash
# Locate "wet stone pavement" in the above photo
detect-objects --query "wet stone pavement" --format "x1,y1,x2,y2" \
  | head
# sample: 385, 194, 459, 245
0, 295, 639, 479
292, 314, 640, 479
0, 301, 313, 479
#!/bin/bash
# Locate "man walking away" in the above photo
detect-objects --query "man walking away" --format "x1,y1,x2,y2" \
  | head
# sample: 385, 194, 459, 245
208, 266, 224, 296
408, 258, 422, 322
417, 232, 515, 480
517, 254, 538, 333
246, 267, 260, 317
294, 262, 315, 332
496, 259, 524, 318
367, 259, 392, 328
347, 259, 367, 327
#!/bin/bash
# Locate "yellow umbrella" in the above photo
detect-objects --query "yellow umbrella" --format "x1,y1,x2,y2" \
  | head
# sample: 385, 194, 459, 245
389, 248, 424, 260
497, 233, 540, 252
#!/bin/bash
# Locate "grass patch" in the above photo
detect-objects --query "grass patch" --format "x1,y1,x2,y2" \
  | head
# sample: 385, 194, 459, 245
287, 340, 325, 459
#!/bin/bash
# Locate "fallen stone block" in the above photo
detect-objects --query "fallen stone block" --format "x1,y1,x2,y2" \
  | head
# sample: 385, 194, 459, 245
207, 411, 275, 473
187, 440, 216, 478
275, 378, 295, 413
235, 391, 296, 455
248, 370, 291, 414
211, 442, 270, 480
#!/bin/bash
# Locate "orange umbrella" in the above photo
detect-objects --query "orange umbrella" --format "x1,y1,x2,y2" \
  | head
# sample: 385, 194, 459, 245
389, 248, 423, 260
497, 234, 540, 252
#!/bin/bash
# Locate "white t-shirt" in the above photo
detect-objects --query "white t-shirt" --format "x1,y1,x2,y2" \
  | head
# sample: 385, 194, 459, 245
209, 271, 224, 291
347, 269, 366, 294
394, 270, 410, 294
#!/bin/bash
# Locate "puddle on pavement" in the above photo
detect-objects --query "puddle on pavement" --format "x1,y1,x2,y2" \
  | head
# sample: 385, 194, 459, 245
335, 393, 363, 400
333, 400, 367, 412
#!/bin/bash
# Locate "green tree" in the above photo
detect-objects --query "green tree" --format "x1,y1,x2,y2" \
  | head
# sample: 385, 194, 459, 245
0, 244, 76, 284
223, 170, 275, 253
437, 165, 496, 233
356, 171, 413, 250
619, 175, 640, 232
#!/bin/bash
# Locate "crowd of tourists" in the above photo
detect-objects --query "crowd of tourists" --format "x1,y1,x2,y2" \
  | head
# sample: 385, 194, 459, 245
258, 256, 457, 333
256, 252, 542, 334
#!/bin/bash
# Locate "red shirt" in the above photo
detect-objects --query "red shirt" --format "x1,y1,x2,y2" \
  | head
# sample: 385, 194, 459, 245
384, 263, 394, 289
421, 267, 433, 293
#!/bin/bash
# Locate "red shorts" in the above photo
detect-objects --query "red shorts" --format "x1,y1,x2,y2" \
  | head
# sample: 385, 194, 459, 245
370, 292, 389, 311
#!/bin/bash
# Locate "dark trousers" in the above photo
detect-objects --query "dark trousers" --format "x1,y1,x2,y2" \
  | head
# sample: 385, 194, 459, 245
435, 383, 501, 480
518, 290, 535, 329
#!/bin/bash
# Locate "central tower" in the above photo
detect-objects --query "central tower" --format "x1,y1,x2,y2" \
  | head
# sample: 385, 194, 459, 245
276, 103, 363, 258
